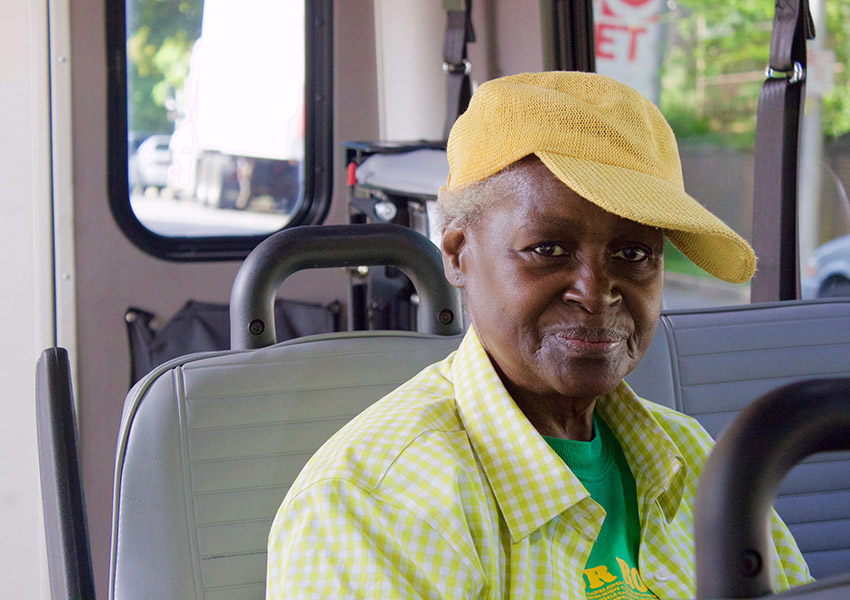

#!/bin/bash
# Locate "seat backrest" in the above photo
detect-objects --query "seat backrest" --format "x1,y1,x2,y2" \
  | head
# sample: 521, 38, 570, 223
628, 298, 850, 579
36, 347, 97, 600
109, 331, 462, 599
111, 223, 464, 599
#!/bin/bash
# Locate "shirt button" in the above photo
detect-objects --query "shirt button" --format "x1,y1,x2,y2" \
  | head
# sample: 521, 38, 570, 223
654, 566, 671, 582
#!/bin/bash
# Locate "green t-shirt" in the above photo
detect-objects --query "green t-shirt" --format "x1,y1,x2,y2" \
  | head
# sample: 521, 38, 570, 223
544, 415, 658, 600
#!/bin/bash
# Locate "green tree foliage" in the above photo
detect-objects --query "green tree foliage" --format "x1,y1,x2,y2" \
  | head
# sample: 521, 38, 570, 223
822, 0, 850, 138
659, 0, 850, 146
127, 0, 202, 135
658, 1, 772, 147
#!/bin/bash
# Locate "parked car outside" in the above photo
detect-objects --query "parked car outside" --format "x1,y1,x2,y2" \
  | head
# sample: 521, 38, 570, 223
129, 134, 172, 190
802, 233, 850, 298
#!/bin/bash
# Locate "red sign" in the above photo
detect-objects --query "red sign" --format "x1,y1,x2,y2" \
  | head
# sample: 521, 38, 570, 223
593, 0, 663, 101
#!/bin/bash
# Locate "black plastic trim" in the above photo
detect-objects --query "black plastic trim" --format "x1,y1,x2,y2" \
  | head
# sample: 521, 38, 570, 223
36, 348, 96, 600
541, 0, 595, 72
230, 224, 464, 349
695, 377, 850, 599
105, 0, 334, 261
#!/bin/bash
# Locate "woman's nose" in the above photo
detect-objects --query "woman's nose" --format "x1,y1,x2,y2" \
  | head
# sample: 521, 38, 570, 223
561, 262, 621, 313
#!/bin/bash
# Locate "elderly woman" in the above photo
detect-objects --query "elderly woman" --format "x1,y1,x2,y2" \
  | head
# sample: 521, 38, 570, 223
266, 72, 811, 599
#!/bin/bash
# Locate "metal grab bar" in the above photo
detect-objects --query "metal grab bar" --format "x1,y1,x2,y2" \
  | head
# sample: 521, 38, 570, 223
696, 377, 850, 600
230, 224, 463, 349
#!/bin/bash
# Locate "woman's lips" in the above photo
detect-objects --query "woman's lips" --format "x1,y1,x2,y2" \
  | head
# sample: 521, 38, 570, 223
548, 327, 627, 355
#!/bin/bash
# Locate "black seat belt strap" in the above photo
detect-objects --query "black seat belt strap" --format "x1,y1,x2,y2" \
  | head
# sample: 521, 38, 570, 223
751, 0, 815, 302
443, 0, 474, 140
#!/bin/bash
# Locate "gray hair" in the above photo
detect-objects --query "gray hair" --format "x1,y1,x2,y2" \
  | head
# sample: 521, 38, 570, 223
435, 156, 538, 232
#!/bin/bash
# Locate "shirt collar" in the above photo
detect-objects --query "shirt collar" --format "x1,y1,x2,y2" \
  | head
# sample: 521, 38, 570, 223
450, 327, 686, 541
596, 383, 687, 522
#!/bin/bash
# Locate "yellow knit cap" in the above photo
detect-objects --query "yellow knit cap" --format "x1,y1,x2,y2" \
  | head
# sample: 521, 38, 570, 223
443, 71, 757, 284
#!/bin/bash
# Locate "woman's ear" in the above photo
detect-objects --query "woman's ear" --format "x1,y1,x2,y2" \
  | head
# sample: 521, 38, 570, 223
440, 222, 468, 289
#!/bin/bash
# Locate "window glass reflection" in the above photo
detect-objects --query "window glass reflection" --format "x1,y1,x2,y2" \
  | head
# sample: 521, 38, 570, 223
594, 0, 769, 308
126, 0, 305, 237
800, 0, 850, 299
594, 0, 850, 304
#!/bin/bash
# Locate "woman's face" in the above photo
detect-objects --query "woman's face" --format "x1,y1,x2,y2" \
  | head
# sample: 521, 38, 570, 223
442, 158, 665, 406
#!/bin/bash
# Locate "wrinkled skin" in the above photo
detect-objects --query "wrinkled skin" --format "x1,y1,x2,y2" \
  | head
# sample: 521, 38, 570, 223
441, 158, 664, 440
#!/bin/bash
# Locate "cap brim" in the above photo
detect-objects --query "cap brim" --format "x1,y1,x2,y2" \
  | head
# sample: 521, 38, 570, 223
536, 152, 756, 284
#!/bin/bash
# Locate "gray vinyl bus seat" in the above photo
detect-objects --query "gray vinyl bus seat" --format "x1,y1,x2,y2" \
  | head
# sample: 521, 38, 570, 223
109, 223, 465, 599
627, 298, 850, 580
109, 330, 462, 599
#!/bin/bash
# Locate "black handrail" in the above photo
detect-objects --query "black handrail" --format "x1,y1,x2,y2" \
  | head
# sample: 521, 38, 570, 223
36, 348, 97, 600
230, 224, 463, 349
695, 377, 850, 600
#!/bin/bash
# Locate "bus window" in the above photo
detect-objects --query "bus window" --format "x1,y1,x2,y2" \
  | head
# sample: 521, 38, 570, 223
107, 0, 332, 260
800, 0, 850, 299
593, 0, 850, 306
594, 0, 768, 308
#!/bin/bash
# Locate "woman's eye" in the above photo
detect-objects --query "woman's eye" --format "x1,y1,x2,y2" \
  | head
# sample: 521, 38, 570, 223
532, 243, 568, 257
613, 247, 649, 262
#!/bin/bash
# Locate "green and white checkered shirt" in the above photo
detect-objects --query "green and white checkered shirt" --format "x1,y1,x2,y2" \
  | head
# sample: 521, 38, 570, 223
267, 328, 812, 599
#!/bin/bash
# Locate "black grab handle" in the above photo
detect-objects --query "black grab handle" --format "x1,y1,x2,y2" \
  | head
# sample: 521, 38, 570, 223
695, 377, 850, 600
230, 224, 463, 349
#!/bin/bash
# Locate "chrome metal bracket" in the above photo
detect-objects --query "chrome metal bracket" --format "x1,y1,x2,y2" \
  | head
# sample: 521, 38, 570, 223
442, 59, 471, 75
765, 61, 805, 84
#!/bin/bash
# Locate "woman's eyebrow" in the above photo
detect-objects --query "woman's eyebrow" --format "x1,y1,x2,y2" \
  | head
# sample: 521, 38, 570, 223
519, 215, 657, 238
519, 215, 586, 233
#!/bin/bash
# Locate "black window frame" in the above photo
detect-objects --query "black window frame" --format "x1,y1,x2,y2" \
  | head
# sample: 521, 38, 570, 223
106, 0, 333, 261
541, 0, 595, 73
